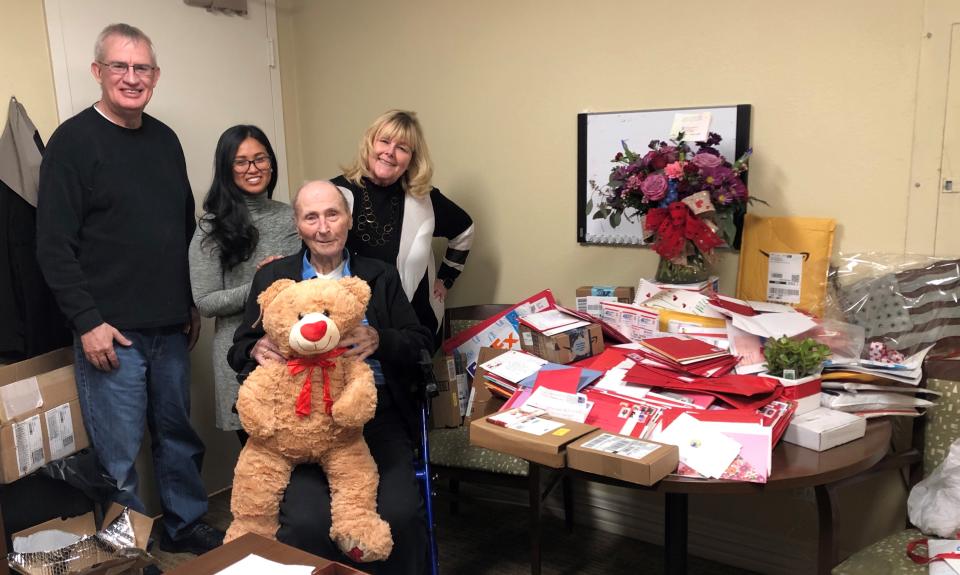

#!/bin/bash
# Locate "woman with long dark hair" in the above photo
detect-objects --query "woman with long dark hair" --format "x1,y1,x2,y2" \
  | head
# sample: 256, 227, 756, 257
189, 125, 299, 440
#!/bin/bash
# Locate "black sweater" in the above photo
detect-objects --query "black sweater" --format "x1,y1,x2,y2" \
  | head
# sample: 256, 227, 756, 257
332, 175, 473, 338
37, 107, 195, 334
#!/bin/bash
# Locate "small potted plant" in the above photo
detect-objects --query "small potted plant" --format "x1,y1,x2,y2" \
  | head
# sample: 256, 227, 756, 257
762, 336, 832, 415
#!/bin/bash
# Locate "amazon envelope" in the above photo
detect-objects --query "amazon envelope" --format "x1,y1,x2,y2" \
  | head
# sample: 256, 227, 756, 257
736, 214, 836, 317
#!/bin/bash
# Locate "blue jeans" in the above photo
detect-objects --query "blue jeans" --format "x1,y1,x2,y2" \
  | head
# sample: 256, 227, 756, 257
73, 326, 208, 539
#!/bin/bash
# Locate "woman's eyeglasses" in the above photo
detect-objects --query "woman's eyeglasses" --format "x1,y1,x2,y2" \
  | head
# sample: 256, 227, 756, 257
232, 156, 272, 173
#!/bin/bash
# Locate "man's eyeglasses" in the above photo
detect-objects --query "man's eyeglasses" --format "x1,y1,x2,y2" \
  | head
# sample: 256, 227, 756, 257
97, 61, 158, 79
233, 155, 272, 173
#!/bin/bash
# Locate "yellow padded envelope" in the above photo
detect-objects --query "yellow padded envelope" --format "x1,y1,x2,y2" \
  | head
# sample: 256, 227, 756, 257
736, 214, 836, 317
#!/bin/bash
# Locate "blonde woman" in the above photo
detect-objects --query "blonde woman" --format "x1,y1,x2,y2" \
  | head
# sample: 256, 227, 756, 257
333, 110, 474, 346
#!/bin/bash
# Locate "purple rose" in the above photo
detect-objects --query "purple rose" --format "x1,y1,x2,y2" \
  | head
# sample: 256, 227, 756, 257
691, 152, 723, 169
641, 173, 668, 200
661, 146, 679, 164
641, 150, 658, 169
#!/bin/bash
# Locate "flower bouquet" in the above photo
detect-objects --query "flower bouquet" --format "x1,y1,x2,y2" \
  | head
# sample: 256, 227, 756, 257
589, 132, 757, 283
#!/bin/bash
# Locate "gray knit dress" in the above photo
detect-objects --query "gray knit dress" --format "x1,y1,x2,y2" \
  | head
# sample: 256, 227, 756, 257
188, 195, 301, 430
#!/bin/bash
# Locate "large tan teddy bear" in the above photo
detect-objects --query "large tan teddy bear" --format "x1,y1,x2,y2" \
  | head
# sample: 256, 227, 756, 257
224, 276, 393, 563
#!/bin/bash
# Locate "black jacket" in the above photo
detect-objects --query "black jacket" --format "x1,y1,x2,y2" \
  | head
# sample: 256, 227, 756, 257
228, 249, 433, 438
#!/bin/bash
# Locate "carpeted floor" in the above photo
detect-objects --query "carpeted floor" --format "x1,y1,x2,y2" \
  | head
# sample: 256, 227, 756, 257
152, 486, 758, 574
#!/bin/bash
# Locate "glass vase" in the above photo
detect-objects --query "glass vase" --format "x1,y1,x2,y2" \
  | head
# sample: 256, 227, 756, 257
654, 252, 711, 285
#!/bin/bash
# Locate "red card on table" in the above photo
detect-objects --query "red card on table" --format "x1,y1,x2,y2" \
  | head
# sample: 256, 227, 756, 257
638, 336, 729, 364
532, 367, 581, 393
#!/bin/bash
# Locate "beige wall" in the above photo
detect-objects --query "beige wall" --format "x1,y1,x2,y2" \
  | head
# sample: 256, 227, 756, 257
1, 1, 59, 138
277, 1, 922, 570
277, 0, 923, 307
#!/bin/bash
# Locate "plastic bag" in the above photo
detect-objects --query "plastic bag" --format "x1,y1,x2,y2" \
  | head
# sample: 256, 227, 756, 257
908, 437, 960, 537
39, 448, 121, 507
798, 318, 865, 362
826, 253, 960, 359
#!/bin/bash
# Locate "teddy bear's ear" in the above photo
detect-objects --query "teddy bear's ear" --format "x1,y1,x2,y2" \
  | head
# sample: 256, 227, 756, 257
255, 278, 297, 320
339, 277, 371, 308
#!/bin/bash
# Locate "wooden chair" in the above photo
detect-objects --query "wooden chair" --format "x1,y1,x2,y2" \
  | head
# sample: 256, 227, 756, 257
428, 305, 575, 529
831, 358, 960, 574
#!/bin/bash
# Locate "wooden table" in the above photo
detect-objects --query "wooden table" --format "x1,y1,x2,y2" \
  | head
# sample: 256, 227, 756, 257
526, 418, 893, 575
164, 533, 367, 575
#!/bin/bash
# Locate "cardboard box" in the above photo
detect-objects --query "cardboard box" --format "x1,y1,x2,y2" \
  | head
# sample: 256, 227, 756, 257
518, 322, 605, 365
465, 347, 509, 422
430, 354, 461, 428
451, 350, 469, 417
566, 430, 679, 486
576, 286, 635, 318
0, 348, 89, 484
783, 407, 866, 451
469, 414, 596, 468
11, 503, 154, 574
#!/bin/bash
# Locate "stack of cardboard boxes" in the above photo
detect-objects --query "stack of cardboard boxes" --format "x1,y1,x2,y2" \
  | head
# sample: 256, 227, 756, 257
0, 348, 89, 484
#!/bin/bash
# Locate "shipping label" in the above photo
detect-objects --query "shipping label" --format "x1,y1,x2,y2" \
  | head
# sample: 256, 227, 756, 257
45, 403, 76, 460
13, 414, 45, 477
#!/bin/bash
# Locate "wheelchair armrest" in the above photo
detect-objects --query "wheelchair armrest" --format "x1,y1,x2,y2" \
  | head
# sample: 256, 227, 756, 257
416, 348, 440, 401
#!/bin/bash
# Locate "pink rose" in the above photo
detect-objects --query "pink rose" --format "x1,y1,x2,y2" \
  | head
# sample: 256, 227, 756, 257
691, 152, 723, 169
664, 161, 685, 180
640, 173, 668, 201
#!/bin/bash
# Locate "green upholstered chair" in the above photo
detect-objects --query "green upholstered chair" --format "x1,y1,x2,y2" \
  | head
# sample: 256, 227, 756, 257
428, 305, 574, 525
832, 360, 960, 574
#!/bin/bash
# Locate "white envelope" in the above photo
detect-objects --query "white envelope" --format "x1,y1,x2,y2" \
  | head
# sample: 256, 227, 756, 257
654, 413, 741, 479
479, 350, 547, 384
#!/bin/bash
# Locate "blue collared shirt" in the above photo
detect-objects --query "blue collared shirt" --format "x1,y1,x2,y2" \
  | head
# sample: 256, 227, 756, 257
301, 250, 385, 386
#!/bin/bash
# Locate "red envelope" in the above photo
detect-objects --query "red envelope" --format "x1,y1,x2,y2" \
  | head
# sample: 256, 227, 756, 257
571, 347, 632, 371
533, 367, 581, 393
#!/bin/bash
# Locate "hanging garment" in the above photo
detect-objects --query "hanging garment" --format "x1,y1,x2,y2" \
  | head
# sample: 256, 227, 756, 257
0, 97, 42, 207
0, 97, 71, 360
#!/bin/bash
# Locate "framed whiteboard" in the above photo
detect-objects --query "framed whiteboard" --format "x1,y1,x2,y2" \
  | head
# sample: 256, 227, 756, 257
577, 104, 751, 246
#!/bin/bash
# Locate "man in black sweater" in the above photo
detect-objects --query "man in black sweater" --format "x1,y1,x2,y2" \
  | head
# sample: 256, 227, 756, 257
36, 23, 222, 556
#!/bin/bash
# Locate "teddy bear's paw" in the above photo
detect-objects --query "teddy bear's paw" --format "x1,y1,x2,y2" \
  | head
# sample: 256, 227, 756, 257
331, 404, 370, 429
333, 518, 393, 563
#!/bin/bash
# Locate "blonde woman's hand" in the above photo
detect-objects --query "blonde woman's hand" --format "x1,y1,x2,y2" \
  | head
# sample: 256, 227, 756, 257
433, 279, 448, 302
256, 255, 283, 270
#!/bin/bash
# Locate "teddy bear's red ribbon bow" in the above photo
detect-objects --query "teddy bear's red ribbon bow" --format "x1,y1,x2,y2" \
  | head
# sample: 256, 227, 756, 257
287, 347, 348, 418
644, 201, 724, 260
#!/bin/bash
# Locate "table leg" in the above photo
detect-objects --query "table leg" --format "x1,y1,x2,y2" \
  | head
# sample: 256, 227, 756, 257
529, 463, 542, 575
815, 484, 838, 575
562, 473, 574, 533
664, 492, 688, 575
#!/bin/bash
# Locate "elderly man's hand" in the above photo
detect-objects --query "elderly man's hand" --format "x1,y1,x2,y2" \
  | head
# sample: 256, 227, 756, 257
251, 335, 286, 365
81, 322, 132, 371
340, 325, 379, 361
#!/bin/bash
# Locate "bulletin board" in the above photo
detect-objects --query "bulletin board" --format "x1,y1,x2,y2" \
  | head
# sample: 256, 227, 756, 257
577, 105, 751, 246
